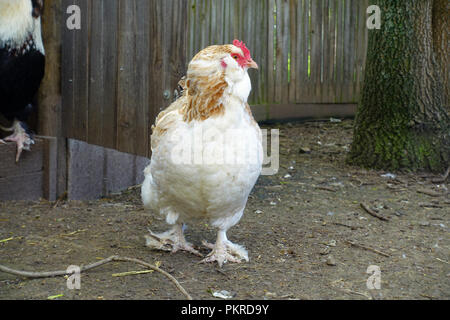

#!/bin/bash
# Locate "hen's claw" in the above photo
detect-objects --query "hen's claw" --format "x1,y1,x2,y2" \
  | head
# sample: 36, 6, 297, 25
4, 132, 34, 162
1, 121, 34, 162
145, 225, 203, 257
200, 239, 249, 268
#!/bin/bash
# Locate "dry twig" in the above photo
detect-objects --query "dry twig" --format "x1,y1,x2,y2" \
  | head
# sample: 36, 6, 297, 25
417, 188, 445, 197
315, 186, 337, 192
360, 203, 390, 221
0, 255, 192, 300
332, 222, 360, 230
345, 240, 391, 258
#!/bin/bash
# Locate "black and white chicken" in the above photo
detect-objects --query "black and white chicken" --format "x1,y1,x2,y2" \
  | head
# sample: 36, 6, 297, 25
0, 0, 45, 162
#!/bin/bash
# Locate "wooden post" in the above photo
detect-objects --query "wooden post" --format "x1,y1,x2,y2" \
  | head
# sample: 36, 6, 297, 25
38, 0, 66, 200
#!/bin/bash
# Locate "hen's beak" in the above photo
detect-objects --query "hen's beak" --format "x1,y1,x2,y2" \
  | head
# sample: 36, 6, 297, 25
247, 59, 259, 70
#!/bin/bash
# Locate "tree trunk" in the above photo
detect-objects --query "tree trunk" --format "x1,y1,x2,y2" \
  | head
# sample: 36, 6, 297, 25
348, 0, 449, 172
432, 0, 449, 112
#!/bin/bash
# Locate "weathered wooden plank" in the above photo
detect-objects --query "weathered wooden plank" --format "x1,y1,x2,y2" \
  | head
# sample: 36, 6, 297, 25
38, 0, 62, 138
250, 0, 266, 105
267, 0, 275, 103
116, 0, 138, 155
258, 0, 269, 105
223, 0, 231, 43
0, 140, 44, 178
72, 0, 90, 142
148, 0, 164, 154
348, 0, 357, 102
275, 0, 288, 103
161, 0, 174, 107
342, 0, 353, 102
356, 0, 369, 102
187, 0, 195, 60
326, 0, 337, 103
295, 0, 304, 102
311, 0, 323, 103
335, 0, 345, 102
281, 0, 289, 104
134, 0, 151, 157
88, 0, 118, 150
255, 103, 358, 122
322, 0, 330, 102
210, 0, 217, 44
296, 0, 311, 103
171, 1, 188, 90
61, 0, 76, 139
0, 138, 60, 201
288, 0, 297, 103
87, 1, 106, 147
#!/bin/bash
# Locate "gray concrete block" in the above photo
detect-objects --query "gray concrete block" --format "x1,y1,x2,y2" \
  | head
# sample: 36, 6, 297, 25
67, 139, 105, 200
67, 139, 150, 200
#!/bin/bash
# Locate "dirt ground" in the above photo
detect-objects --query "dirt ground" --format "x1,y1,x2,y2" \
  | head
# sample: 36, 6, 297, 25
0, 119, 449, 300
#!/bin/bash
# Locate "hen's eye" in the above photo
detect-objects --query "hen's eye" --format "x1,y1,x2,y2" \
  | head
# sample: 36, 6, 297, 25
232, 55, 239, 60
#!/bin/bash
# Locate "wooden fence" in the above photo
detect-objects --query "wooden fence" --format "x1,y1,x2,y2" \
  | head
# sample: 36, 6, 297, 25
62, 0, 369, 158
188, 0, 369, 105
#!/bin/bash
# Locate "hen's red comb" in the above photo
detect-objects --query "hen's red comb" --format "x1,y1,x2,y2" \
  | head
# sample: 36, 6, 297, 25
233, 40, 251, 59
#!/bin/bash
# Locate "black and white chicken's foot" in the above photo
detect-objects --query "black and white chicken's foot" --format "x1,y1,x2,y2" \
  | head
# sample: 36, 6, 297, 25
145, 224, 203, 257
3, 121, 34, 162
200, 230, 249, 267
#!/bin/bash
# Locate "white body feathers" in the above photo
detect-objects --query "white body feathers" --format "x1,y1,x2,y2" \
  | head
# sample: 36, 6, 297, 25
0, 0, 45, 55
142, 47, 262, 232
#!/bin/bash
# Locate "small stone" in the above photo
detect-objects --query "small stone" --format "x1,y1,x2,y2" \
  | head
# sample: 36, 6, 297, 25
265, 292, 278, 299
326, 255, 337, 266
299, 147, 311, 154
327, 240, 337, 247
213, 290, 234, 300
320, 246, 331, 255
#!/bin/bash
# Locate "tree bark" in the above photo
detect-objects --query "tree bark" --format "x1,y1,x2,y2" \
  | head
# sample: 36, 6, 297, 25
432, 0, 449, 112
349, 0, 450, 172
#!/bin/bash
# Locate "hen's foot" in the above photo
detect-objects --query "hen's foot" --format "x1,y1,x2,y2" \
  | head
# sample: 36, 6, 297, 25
3, 122, 34, 162
201, 239, 249, 267
145, 225, 203, 257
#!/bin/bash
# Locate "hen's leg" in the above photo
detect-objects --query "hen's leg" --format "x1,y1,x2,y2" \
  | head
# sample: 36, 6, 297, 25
2, 121, 34, 162
145, 224, 203, 257
201, 230, 249, 267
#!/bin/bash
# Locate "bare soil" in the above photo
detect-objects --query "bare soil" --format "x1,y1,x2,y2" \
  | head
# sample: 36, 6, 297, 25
0, 120, 449, 300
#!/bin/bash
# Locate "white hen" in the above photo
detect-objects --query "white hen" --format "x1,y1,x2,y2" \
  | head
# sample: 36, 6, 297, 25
141, 40, 262, 267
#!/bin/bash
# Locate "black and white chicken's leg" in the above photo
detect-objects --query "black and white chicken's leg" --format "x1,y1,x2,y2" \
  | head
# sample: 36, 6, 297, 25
201, 229, 249, 267
1, 120, 34, 162
145, 224, 203, 257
